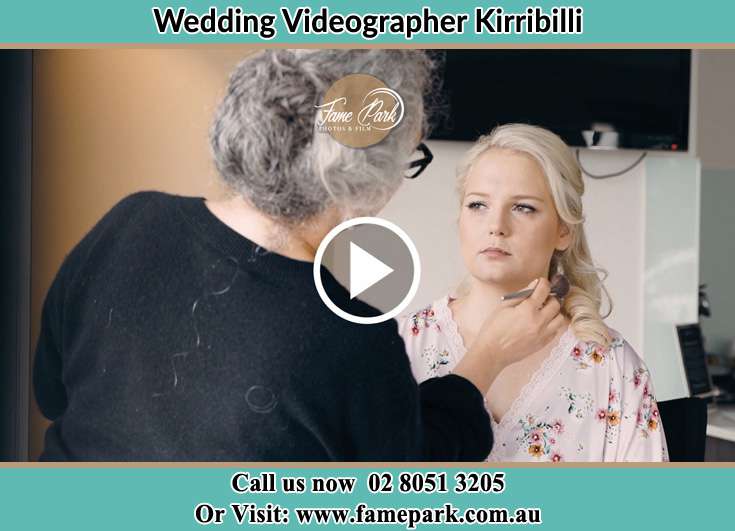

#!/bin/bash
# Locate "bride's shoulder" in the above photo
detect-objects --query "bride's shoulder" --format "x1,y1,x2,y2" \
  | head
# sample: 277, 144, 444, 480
567, 326, 647, 373
398, 296, 458, 379
397, 296, 449, 342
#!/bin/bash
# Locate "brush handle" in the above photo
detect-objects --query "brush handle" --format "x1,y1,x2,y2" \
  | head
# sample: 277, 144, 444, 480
500, 287, 535, 301
500, 285, 565, 302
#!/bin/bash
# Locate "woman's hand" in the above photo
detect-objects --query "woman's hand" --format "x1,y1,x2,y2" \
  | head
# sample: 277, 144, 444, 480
453, 277, 566, 395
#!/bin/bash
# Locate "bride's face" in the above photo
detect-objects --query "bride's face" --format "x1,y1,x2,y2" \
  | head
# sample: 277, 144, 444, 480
458, 148, 570, 290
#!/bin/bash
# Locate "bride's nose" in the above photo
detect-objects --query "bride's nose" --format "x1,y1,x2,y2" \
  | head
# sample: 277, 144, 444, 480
487, 209, 509, 236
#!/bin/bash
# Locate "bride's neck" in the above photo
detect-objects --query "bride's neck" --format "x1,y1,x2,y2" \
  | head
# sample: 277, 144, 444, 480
450, 279, 531, 345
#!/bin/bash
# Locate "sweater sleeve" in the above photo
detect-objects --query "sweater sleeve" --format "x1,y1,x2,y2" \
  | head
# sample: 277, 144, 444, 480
33, 267, 68, 420
33, 191, 159, 421
342, 318, 492, 461
419, 375, 493, 461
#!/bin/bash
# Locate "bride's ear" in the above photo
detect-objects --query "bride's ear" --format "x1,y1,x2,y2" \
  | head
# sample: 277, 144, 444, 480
555, 222, 571, 252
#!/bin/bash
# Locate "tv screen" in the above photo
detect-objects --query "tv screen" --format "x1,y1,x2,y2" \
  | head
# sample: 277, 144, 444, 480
431, 50, 691, 152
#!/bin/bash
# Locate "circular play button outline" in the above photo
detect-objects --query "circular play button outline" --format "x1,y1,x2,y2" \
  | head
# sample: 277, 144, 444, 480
313, 216, 421, 324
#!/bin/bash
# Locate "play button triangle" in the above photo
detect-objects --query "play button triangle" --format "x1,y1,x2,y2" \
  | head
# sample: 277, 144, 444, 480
349, 241, 394, 299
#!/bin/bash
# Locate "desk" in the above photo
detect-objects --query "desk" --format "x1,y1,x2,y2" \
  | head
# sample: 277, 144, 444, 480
707, 404, 735, 442
706, 404, 735, 460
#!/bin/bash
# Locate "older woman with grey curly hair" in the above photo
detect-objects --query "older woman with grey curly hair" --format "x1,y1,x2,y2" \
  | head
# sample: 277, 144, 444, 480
33, 50, 563, 461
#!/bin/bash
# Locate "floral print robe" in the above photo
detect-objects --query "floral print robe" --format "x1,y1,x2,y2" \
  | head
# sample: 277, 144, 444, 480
398, 296, 669, 462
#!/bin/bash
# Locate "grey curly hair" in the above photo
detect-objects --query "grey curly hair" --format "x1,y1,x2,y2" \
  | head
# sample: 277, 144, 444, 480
210, 50, 437, 224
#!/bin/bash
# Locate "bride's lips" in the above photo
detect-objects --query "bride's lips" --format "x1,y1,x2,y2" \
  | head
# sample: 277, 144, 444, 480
480, 246, 511, 258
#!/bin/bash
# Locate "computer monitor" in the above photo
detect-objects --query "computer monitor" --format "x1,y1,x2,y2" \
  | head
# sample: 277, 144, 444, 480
676, 324, 714, 397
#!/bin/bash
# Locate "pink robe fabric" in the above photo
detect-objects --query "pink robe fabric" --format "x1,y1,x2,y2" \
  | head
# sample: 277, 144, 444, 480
399, 296, 669, 462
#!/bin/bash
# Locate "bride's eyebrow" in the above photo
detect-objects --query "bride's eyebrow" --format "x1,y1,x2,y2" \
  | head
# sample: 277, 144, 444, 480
464, 192, 545, 202
510, 194, 544, 202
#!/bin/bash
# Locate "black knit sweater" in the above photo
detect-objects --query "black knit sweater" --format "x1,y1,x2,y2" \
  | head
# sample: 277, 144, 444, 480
33, 191, 492, 461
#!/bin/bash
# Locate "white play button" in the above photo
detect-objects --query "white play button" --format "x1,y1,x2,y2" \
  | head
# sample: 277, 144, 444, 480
349, 242, 394, 299
313, 217, 421, 324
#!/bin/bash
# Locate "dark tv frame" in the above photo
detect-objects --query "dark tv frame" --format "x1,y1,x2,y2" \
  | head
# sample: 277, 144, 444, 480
430, 50, 693, 153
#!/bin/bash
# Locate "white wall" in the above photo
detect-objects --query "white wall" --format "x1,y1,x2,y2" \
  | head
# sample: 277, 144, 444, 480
695, 50, 735, 360
699, 169, 735, 357
644, 155, 700, 401
380, 141, 467, 311
576, 150, 646, 353
696, 51, 735, 170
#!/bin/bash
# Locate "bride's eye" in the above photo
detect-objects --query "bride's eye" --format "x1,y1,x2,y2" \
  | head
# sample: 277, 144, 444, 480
512, 203, 536, 214
466, 201, 486, 210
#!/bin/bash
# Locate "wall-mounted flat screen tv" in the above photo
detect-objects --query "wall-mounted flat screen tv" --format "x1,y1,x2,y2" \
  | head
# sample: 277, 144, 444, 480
431, 50, 691, 152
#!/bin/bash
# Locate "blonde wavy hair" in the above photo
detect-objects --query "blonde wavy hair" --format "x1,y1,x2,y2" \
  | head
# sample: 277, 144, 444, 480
456, 123, 613, 347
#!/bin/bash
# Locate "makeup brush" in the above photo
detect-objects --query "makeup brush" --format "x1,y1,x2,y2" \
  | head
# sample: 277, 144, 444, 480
501, 274, 570, 302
